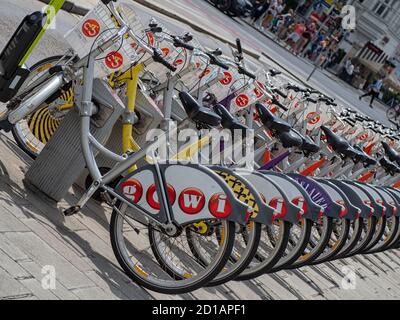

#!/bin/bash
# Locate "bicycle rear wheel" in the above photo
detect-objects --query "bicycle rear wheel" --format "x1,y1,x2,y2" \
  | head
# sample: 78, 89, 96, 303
110, 202, 235, 294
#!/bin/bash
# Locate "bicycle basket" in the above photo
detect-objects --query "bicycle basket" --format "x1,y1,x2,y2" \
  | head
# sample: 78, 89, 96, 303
65, 1, 146, 78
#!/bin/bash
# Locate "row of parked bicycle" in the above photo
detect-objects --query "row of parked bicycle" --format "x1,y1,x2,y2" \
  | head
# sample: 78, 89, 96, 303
1, 0, 400, 294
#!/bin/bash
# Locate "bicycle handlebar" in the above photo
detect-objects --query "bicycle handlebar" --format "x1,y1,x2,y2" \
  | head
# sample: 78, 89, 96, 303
273, 88, 288, 99
172, 36, 194, 51
152, 48, 177, 72
271, 97, 288, 111
205, 53, 229, 70
106, 2, 177, 72
238, 66, 256, 79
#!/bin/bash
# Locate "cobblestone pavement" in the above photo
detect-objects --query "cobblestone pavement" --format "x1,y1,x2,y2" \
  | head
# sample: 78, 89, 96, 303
1, 133, 400, 300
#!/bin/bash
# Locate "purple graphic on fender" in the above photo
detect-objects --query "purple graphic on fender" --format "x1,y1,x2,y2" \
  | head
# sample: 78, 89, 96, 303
288, 174, 334, 215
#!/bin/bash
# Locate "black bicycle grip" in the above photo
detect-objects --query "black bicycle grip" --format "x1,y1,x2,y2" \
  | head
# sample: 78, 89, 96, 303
271, 97, 288, 111
101, 0, 117, 5
273, 88, 288, 99
236, 38, 243, 55
307, 98, 318, 104
343, 118, 356, 126
208, 55, 229, 70
286, 84, 300, 92
238, 66, 256, 79
308, 89, 320, 95
173, 38, 194, 51
152, 48, 177, 72
269, 69, 282, 77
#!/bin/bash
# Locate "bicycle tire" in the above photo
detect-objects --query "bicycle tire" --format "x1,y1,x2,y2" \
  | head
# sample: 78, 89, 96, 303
334, 218, 363, 259
203, 222, 262, 287
311, 218, 351, 265
366, 216, 399, 254
110, 202, 236, 294
361, 216, 387, 253
268, 217, 313, 272
346, 217, 377, 257
288, 216, 334, 269
235, 220, 291, 281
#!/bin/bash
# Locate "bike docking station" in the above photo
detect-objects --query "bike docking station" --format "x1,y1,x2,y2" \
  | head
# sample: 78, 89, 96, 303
25, 79, 125, 201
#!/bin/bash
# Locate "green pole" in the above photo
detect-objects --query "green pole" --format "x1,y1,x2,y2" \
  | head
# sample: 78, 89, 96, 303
18, 0, 66, 66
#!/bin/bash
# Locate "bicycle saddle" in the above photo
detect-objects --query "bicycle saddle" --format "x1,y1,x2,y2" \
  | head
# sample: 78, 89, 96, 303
0, 61, 5, 77
353, 146, 377, 166
269, 69, 282, 77
340, 146, 360, 160
179, 92, 221, 127
255, 103, 291, 133
382, 141, 400, 165
321, 126, 350, 151
300, 134, 320, 154
278, 130, 303, 149
380, 157, 400, 174
213, 104, 249, 133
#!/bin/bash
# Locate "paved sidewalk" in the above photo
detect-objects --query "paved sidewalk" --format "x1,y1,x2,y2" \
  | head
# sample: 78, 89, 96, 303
1, 0, 400, 300
1, 131, 400, 300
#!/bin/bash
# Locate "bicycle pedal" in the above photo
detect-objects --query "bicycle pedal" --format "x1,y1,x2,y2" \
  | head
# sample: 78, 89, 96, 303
63, 206, 81, 217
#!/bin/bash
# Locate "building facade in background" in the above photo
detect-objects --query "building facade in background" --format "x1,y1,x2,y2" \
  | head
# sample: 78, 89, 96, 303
343, 0, 400, 90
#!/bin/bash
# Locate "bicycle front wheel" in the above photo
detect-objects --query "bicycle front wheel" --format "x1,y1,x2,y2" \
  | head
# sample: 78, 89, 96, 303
110, 202, 235, 294
185, 221, 262, 287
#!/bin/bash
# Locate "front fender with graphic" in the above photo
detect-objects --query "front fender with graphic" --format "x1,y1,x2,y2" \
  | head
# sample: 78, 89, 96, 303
115, 164, 248, 226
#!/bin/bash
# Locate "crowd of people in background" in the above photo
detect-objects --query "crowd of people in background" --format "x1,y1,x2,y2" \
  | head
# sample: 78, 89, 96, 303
246, 0, 392, 109
249, 0, 341, 70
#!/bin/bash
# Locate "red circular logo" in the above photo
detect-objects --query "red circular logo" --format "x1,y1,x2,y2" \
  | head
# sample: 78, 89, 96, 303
254, 87, 263, 99
255, 81, 266, 98
146, 184, 176, 210
337, 200, 348, 218
358, 133, 369, 141
220, 72, 233, 86
235, 94, 250, 108
105, 51, 124, 69
306, 112, 321, 125
173, 59, 184, 66
256, 81, 266, 90
146, 32, 155, 46
161, 47, 170, 57
269, 197, 288, 220
121, 179, 143, 204
178, 188, 206, 215
208, 193, 232, 218
82, 19, 100, 38
292, 197, 308, 217
199, 68, 211, 79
